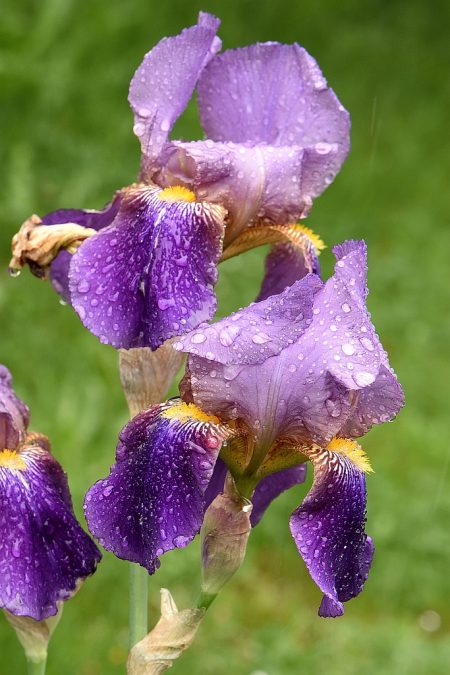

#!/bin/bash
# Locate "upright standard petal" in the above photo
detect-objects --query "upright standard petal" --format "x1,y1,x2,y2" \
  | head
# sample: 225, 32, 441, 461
41, 197, 121, 302
84, 401, 231, 573
129, 12, 221, 175
0, 441, 101, 620
69, 185, 226, 350
0, 366, 29, 451
198, 43, 349, 150
196, 43, 350, 213
289, 439, 374, 617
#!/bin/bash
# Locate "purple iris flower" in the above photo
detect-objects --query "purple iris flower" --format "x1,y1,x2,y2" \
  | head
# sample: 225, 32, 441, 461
35, 11, 349, 349
0, 366, 101, 621
84, 240, 404, 616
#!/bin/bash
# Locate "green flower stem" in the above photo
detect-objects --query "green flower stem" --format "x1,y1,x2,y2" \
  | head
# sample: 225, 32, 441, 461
196, 590, 217, 611
26, 655, 47, 675
129, 563, 149, 648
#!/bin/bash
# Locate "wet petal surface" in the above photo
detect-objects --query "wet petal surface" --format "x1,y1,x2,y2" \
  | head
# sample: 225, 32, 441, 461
0, 444, 101, 620
129, 12, 221, 175
84, 401, 230, 573
69, 185, 226, 349
290, 442, 374, 617
42, 198, 121, 302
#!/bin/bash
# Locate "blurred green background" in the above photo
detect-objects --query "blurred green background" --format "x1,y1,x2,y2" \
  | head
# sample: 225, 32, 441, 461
1, 0, 449, 673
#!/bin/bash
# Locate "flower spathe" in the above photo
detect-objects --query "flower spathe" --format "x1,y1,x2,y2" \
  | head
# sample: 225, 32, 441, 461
18, 11, 349, 350
85, 240, 404, 616
0, 367, 101, 621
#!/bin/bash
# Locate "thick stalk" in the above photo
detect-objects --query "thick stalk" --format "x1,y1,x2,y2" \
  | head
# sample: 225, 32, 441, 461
129, 565, 149, 648
27, 656, 47, 675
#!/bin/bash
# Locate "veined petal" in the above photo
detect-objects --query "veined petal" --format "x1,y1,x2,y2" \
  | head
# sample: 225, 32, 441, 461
0, 441, 101, 620
84, 400, 231, 573
69, 185, 226, 350
198, 43, 349, 150
129, 12, 221, 175
0, 366, 29, 451
174, 273, 322, 366
289, 439, 374, 617
41, 197, 121, 302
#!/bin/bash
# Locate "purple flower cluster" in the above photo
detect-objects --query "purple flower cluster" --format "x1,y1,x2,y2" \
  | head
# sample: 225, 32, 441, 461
6, 11, 404, 629
85, 240, 403, 617
37, 12, 349, 350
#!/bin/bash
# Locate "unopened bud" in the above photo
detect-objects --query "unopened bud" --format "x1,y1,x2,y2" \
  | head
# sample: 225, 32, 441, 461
200, 473, 252, 603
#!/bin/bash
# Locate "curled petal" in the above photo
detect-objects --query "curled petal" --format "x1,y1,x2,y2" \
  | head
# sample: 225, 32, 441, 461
289, 441, 374, 617
174, 273, 322, 366
129, 12, 221, 175
0, 366, 29, 451
69, 185, 226, 350
0, 443, 101, 620
84, 401, 231, 573
256, 242, 320, 302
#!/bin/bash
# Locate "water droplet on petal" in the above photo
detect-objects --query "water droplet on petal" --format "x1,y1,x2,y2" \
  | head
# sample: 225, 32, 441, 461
341, 343, 355, 356
191, 333, 206, 344
77, 279, 90, 293
353, 371, 376, 387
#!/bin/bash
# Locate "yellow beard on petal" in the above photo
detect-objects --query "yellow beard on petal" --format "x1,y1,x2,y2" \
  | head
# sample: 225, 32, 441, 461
327, 437, 373, 473
162, 402, 220, 425
158, 186, 196, 203
0, 449, 26, 471
293, 224, 326, 253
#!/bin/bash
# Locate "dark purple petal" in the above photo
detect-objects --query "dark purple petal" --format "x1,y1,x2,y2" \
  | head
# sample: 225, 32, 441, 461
41, 197, 121, 302
69, 185, 225, 349
289, 443, 373, 617
198, 43, 349, 150
129, 13, 221, 176
0, 444, 101, 620
256, 240, 320, 303
251, 464, 307, 526
84, 401, 229, 573
174, 273, 322, 366
0, 366, 29, 451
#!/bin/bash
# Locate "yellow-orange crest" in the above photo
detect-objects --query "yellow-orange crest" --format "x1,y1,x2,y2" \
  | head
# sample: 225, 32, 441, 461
294, 224, 326, 254
162, 402, 220, 425
327, 437, 373, 473
0, 449, 26, 472
159, 186, 196, 204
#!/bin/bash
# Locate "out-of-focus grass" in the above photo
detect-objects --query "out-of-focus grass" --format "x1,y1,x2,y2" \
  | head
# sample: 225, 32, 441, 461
1, 1, 449, 673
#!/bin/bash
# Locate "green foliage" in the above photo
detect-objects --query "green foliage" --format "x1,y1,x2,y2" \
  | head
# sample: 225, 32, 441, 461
1, 1, 449, 673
